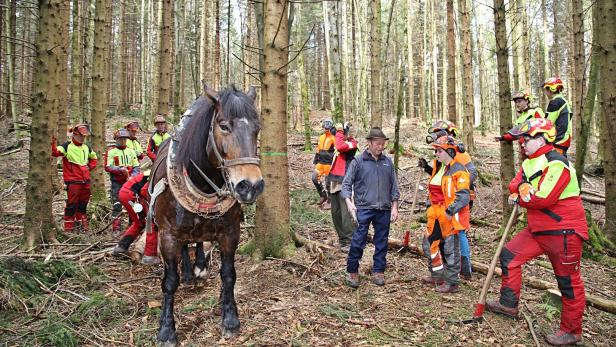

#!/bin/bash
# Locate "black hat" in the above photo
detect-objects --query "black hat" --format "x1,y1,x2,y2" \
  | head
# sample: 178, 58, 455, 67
366, 127, 389, 140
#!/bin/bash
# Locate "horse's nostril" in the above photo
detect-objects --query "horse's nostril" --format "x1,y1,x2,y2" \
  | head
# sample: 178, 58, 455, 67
236, 180, 252, 195
254, 179, 265, 195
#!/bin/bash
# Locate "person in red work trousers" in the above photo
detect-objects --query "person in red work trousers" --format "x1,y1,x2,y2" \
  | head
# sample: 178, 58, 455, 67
52, 124, 98, 232
105, 129, 141, 233
146, 115, 171, 162
486, 118, 587, 346
111, 170, 160, 265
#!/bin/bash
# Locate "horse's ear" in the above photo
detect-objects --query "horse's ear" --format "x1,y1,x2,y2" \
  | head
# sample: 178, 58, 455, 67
202, 81, 219, 105
247, 86, 257, 103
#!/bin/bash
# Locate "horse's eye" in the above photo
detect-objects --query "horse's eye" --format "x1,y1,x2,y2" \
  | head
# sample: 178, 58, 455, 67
219, 121, 231, 132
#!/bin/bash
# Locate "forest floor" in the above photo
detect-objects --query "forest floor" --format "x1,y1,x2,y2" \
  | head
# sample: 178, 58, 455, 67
0, 111, 615, 346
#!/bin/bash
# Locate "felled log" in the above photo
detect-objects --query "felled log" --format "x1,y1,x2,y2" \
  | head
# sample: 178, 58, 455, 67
385, 236, 616, 315
581, 195, 605, 205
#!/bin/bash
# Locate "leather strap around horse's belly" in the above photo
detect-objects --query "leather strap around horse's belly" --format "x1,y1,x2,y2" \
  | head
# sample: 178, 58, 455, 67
166, 150, 236, 218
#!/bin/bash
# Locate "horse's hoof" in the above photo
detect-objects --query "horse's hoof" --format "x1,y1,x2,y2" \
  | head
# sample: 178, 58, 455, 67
157, 327, 177, 346
193, 265, 208, 279
182, 274, 194, 285
221, 326, 240, 339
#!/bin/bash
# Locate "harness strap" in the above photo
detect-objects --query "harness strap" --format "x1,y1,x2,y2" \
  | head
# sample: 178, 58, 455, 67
146, 178, 167, 234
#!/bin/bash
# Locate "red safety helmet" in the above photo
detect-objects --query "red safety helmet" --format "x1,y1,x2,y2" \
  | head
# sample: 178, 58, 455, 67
154, 115, 166, 124
432, 135, 465, 158
511, 91, 531, 102
508, 118, 556, 143
113, 128, 131, 140
125, 121, 140, 130
428, 120, 461, 138
71, 124, 91, 136
542, 77, 564, 93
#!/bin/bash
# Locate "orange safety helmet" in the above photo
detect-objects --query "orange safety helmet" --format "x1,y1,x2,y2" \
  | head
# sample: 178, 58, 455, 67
113, 128, 131, 140
70, 123, 91, 136
125, 121, 140, 130
154, 115, 166, 124
428, 120, 461, 138
432, 135, 465, 158
508, 118, 556, 143
542, 77, 564, 93
511, 91, 531, 102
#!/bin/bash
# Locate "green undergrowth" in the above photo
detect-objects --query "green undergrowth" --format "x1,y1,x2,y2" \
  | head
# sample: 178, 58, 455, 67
290, 189, 332, 232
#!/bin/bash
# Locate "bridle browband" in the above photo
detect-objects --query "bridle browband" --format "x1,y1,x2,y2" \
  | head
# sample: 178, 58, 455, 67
191, 109, 260, 197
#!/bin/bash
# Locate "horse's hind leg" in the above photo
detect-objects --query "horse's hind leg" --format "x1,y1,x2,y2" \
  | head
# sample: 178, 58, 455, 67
219, 234, 240, 337
193, 242, 212, 279
180, 244, 194, 284
157, 246, 180, 346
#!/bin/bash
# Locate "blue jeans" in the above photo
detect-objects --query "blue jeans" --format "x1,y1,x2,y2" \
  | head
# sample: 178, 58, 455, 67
346, 209, 391, 274
459, 230, 473, 275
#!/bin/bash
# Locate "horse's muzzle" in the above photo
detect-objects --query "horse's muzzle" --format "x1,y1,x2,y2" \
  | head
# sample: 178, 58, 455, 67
234, 179, 264, 204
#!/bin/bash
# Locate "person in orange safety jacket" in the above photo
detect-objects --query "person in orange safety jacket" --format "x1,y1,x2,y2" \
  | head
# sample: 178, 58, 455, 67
421, 136, 471, 294
146, 115, 171, 162
52, 124, 98, 232
486, 118, 587, 346
105, 128, 141, 233
312, 118, 336, 209
419, 120, 477, 280
111, 170, 160, 265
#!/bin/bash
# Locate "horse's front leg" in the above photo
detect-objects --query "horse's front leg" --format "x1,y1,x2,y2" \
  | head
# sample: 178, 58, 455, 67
180, 244, 194, 284
157, 240, 181, 347
193, 242, 212, 280
218, 230, 240, 337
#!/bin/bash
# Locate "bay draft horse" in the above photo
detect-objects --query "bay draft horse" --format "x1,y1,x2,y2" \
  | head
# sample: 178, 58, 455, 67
151, 84, 264, 346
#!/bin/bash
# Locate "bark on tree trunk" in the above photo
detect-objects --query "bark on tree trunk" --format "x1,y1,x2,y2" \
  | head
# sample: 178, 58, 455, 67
406, 0, 414, 119
446, 0, 456, 124
460, 0, 475, 152
254, 0, 295, 259
89, 0, 112, 202
494, 0, 515, 225
70, 0, 82, 123
157, 0, 173, 115
23, 0, 69, 250
597, 0, 616, 243
369, 0, 381, 127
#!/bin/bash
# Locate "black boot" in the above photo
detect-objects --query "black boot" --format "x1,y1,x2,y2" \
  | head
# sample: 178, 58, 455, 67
112, 236, 135, 256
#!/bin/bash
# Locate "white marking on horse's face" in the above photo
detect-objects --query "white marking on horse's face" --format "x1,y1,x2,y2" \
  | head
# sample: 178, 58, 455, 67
237, 118, 250, 126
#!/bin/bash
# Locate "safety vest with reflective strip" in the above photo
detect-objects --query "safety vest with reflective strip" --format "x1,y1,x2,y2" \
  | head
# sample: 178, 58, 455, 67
150, 132, 171, 149
57, 141, 97, 166
545, 94, 572, 146
515, 107, 545, 126
126, 138, 144, 158
522, 151, 580, 200
442, 161, 471, 231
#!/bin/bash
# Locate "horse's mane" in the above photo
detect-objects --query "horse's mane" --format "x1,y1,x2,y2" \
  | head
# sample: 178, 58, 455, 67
175, 86, 259, 190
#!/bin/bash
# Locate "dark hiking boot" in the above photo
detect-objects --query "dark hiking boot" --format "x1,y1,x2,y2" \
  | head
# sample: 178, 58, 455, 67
318, 196, 327, 206
320, 201, 331, 210
486, 298, 519, 319
435, 283, 459, 293
346, 272, 359, 288
112, 236, 134, 256
422, 275, 445, 285
141, 255, 161, 265
372, 272, 385, 286
546, 329, 582, 346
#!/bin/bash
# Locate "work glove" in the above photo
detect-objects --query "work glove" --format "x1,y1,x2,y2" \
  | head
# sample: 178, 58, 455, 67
508, 193, 519, 205
518, 182, 535, 202
418, 157, 428, 168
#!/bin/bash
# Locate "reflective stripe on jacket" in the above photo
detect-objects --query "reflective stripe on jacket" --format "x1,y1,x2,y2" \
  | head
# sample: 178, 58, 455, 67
442, 161, 471, 231
126, 138, 144, 159
146, 132, 171, 161
105, 146, 140, 183
545, 94, 572, 148
52, 140, 98, 182
509, 145, 588, 238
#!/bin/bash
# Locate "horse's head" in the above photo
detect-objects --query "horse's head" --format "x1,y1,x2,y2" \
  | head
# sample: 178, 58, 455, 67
205, 85, 264, 204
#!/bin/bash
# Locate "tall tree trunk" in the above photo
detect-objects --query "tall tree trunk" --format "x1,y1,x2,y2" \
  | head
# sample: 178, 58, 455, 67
369, 0, 381, 127
56, 0, 70, 143
597, 0, 616, 242
116, 0, 128, 115
571, 0, 585, 140
199, 0, 210, 83
254, 0, 294, 259
24, 0, 69, 250
214, 0, 221, 88
296, 5, 311, 152
460, 0, 475, 152
140, 0, 149, 122
551, 0, 561, 75
89, 0, 112, 202
174, 0, 186, 121
6, 0, 21, 143
323, 1, 343, 123
494, 0, 515, 224
70, 0, 82, 122
157, 0, 173, 115
446, 0, 456, 123
406, 0, 414, 119
575, 4, 598, 188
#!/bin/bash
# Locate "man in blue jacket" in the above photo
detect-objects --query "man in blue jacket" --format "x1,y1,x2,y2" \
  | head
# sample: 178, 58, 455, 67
342, 127, 400, 288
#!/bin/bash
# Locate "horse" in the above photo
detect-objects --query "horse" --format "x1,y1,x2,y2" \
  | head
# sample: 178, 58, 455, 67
150, 84, 264, 346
